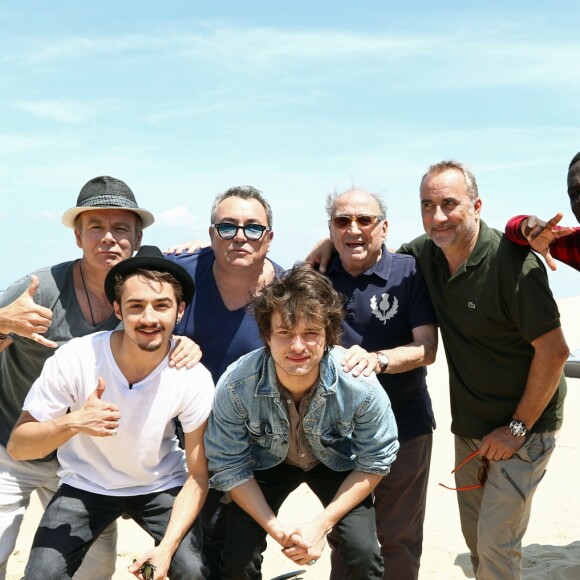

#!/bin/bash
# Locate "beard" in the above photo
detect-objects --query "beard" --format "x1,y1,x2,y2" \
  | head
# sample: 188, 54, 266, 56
134, 325, 165, 352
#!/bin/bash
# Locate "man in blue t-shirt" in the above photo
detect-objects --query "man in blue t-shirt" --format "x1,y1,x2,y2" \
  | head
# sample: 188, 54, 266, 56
324, 187, 438, 580
166, 185, 283, 578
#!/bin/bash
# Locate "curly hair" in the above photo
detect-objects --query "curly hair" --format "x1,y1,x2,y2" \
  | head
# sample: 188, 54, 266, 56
252, 263, 344, 351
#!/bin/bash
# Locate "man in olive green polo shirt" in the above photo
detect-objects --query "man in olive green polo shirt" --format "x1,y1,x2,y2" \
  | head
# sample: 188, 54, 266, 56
398, 160, 569, 579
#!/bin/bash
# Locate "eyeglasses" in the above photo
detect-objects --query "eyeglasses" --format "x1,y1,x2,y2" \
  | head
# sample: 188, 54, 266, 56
212, 223, 271, 241
438, 449, 490, 491
330, 215, 381, 229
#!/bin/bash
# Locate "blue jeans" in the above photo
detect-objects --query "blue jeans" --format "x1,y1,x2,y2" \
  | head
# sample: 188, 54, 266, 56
221, 463, 383, 580
200, 488, 230, 580
24, 484, 206, 580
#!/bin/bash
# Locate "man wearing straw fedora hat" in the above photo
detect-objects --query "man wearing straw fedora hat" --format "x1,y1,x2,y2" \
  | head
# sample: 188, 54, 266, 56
8, 245, 214, 580
0, 176, 199, 579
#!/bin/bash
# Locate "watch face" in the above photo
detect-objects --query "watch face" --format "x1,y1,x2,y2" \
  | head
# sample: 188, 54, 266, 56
378, 354, 389, 369
509, 420, 527, 437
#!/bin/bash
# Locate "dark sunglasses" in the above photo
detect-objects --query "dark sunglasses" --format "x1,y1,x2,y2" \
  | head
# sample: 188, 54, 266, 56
212, 222, 271, 241
330, 215, 381, 229
439, 449, 490, 491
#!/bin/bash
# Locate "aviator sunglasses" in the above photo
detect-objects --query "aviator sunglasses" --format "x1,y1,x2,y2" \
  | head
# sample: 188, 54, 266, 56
439, 449, 490, 491
212, 222, 271, 241
330, 215, 382, 229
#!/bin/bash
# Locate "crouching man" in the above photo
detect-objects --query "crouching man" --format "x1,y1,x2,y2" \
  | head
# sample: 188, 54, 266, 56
7, 246, 214, 580
204, 264, 399, 580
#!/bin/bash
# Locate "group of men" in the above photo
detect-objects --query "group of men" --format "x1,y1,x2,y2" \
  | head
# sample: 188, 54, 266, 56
0, 153, 573, 580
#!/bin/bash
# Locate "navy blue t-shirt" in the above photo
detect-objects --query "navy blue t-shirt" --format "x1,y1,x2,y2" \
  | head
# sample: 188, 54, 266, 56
166, 247, 284, 384
327, 248, 437, 442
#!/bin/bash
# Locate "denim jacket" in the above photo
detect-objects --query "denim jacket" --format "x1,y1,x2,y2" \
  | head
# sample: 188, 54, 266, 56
205, 346, 399, 492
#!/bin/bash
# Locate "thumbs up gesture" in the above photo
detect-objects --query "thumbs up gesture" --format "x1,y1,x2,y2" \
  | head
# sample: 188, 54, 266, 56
0, 275, 58, 347
76, 378, 121, 437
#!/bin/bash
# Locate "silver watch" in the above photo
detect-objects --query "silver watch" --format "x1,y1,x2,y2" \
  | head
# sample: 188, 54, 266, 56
509, 419, 528, 438
376, 352, 389, 373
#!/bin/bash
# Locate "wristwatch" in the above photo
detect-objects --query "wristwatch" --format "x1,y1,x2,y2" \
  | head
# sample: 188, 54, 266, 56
376, 352, 390, 374
509, 419, 528, 438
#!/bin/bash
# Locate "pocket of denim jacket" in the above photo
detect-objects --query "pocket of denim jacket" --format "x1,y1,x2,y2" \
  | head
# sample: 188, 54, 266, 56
246, 420, 274, 447
320, 421, 354, 446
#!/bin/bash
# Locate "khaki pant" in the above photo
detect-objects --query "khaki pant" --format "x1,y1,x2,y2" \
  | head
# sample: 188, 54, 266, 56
454, 432, 556, 580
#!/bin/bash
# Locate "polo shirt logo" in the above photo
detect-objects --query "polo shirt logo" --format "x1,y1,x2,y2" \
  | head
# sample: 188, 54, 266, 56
370, 293, 399, 324
468, 302, 476, 309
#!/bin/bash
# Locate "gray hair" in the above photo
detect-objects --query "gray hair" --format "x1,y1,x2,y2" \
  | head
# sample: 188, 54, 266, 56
325, 187, 387, 220
210, 185, 273, 227
420, 160, 479, 202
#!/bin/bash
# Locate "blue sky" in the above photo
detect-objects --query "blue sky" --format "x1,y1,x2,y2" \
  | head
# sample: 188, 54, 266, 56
1, 1, 579, 297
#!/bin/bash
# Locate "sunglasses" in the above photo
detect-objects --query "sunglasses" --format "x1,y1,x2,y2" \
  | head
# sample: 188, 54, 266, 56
132, 560, 156, 580
330, 215, 381, 229
212, 222, 270, 241
439, 449, 490, 491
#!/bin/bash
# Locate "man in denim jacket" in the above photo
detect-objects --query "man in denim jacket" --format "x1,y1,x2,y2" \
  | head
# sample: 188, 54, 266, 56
204, 264, 399, 580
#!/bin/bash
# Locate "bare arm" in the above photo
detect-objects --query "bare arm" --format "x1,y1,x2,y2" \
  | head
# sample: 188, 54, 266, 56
282, 471, 383, 566
0, 275, 57, 348
479, 326, 569, 461
165, 240, 209, 255
230, 478, 301, 550
341, 323, 438, 377
130, 424, 209, 579
7, 378, 120, 460
304, 237, 334, 274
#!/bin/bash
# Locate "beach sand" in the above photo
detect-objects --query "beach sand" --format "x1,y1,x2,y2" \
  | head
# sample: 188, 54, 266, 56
7, 296, 580, 579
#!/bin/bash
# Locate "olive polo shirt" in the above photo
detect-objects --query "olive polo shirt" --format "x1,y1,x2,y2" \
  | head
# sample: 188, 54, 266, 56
399, 220, 566, 439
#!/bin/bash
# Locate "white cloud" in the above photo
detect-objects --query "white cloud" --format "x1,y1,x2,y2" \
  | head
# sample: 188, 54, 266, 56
13, 100, 101, 123
157, 205, 202, 228
5, 23, 580, 92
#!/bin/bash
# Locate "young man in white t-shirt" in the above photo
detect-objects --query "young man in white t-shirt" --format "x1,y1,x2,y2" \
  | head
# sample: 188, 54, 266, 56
7, 246, 214, 580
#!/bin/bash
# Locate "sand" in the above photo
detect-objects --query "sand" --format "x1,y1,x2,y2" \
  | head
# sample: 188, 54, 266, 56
7, 296, 580, 579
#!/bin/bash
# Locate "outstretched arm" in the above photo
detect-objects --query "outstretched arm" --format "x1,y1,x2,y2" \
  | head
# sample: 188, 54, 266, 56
505, 213, 576, 271
168, 335, 202, 369
341, 323, 438, 377
304, 238, 335, 274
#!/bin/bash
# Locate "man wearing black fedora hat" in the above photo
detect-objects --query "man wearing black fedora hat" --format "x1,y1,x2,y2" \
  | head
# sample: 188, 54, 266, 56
0, 177, 200, 580
8, 245, 214, 580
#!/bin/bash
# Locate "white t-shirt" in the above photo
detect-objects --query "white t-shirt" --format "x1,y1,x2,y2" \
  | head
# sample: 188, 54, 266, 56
23, 331, 215, 496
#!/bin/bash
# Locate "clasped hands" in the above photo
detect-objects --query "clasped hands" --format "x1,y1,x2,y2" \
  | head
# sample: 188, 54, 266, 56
270, 519, 328, 567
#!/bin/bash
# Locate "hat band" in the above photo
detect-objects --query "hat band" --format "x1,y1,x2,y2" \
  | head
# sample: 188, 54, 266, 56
77, 194, 139, 209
